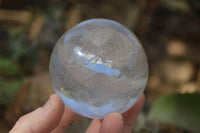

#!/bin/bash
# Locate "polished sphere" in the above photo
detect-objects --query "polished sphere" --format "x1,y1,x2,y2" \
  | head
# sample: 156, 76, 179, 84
49, 19, 148, 118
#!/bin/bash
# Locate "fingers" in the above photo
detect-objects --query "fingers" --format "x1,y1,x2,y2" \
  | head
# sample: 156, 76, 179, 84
86, 113, 123, 133
51, 106, 76, 133
9, 94, 65, 133
122, 94, 145, 133
85, 119, 101, 133
99, 112, 123, 133
86, 94, 145, 133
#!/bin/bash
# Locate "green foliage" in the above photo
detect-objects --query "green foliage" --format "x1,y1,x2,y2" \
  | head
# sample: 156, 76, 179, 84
0, 58, 19, 77
149, 93, 200, 132
0, 27, 28, 60
0, 79, 22, 106
0, 27, 38, 76
8, 28, 27, 61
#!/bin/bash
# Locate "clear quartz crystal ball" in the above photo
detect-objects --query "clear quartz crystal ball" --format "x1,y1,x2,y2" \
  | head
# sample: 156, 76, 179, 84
49, 19, 148, 119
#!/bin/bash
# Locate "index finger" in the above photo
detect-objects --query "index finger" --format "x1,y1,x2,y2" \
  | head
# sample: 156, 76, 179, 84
122, 94, 145, 133
51, 106, 76, 133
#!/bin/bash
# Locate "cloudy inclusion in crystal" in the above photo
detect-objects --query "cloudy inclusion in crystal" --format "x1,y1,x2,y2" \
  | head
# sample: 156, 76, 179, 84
49, 19, 148, 119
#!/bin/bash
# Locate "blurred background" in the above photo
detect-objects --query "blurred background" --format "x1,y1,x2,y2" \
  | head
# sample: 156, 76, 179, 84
0, 0, 200, 132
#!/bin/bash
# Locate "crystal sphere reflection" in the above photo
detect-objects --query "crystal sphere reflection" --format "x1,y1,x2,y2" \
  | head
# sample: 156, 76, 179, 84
49, 19, 148, 118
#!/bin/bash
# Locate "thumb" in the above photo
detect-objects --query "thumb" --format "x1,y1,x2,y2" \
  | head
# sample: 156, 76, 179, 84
10, 94, 64, 133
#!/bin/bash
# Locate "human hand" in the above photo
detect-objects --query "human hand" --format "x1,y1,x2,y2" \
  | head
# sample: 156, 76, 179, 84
10, 94, 145, 133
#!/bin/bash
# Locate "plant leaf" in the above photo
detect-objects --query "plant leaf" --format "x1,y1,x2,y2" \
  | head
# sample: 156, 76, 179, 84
149, 93, 200, 132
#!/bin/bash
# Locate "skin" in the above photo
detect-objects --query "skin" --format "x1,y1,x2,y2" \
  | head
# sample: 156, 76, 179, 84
10, 94, 145, 133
